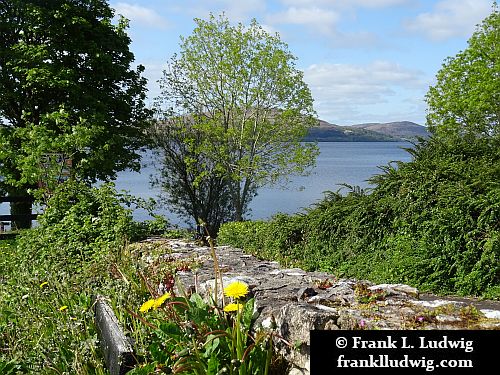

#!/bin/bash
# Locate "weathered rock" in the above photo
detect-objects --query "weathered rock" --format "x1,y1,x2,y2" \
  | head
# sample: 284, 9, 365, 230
368, 283, 419, 298
297, 287, 317, 301
410, 299, 463, 308
436, 314, 463, 323
482, 309, 500, 319
137, 238, 500, 375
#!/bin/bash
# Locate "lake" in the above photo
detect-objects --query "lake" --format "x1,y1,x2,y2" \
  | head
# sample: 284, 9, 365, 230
0, 142, 413, 226
113, 142, 413, 225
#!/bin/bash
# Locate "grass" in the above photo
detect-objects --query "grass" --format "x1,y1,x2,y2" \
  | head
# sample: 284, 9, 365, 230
0, 238, 108, 374
0, 238, 152, 374
0, 182, 202, 374
0, 231, 198, 374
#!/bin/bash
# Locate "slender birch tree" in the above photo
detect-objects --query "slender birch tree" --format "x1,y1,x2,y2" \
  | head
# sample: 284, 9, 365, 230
154, 14, 318, 233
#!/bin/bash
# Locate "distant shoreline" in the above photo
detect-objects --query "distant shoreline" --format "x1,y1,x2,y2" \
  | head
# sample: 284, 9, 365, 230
307, 120, 429, 142
307, 138, 403, 142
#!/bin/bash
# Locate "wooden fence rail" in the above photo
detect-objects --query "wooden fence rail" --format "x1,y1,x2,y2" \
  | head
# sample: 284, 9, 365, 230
0, 196, 38, 238
0, 213, 38, 221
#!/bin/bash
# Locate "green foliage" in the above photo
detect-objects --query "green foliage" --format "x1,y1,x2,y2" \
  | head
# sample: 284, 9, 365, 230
150, 118, 235, 237
130, 285, 273, 374
217, 220, 268, 255
0, 234, 109, 373
219, 138, 500, 298
153, 13, 318, 233
218, 6, 500, 299
18, 181, 137, 263
0, 181, 172, 373
426, 4, 499, 141
0, 0, 150, 220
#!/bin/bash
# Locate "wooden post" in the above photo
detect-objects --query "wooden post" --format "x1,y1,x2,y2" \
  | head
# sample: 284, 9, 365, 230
93, 295, 136, 375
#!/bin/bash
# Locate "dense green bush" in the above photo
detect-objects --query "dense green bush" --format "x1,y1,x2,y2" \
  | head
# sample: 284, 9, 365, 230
18, 180, 171, 266
19, 181, 135, 264
217, 220, 267, 254
218, 138, 500, 298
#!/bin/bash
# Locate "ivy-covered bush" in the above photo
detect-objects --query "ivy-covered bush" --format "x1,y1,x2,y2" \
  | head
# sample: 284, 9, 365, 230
18, 181, 137, 267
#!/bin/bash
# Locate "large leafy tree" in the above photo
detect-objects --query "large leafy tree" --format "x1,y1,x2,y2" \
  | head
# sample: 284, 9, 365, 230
0, 0, 149, 227
154, 14, 318, 233
425, 3, 499, 141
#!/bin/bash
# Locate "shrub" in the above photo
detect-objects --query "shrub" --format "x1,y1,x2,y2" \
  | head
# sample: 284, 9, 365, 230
18, 180, 142, 267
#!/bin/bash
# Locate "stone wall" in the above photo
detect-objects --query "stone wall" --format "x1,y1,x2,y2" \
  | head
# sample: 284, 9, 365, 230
142, 238, 500, 375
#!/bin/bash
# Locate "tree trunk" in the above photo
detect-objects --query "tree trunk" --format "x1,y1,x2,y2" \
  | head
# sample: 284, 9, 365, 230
9, 189, 33, 229
234, 203, 243, 222
234, 177, 252, 222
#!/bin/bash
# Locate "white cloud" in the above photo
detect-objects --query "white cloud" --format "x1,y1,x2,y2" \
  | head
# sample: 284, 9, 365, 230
220, 0, 267, 21
348, 0, 410, 7
303, 61, 426, 123
267, 6, 340, 36
113, 3, 169, 29
405, 0, 492, 41
266, 2, 389, 47
260, 23, 281, 36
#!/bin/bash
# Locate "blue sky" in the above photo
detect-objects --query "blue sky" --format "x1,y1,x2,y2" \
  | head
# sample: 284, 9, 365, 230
111, 0, 494, 125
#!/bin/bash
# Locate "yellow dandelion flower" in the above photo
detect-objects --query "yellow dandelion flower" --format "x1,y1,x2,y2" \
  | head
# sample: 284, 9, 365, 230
223, 281, 249, 299
153, 292, 171, 308
59, 306, 68, 312
223, 303, 242, 313
40, 281, 48, 288
139, 299, 155, 313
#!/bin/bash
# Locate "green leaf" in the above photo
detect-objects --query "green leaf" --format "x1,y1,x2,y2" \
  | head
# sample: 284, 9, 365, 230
156, 322, 181, 339
204, 335, 220, 358
241, 298, 255, 332
207, 353, 220, 375
190, 293, 206, 309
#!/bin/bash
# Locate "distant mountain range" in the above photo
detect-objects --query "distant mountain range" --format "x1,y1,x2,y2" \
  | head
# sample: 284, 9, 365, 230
305, 120, 429, 142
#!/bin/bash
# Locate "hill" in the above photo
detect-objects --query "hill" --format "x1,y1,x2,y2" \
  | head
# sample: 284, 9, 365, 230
351, 121, 429, 140
304, 120, 397, 142
304, 120, 429, 142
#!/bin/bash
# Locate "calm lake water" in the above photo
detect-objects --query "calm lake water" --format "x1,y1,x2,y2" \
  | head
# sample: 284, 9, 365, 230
114, 142, 413, 226
0, 142, 413, 226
